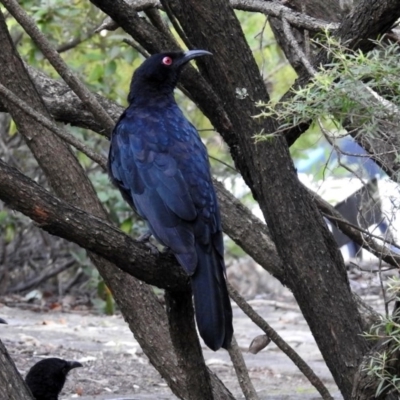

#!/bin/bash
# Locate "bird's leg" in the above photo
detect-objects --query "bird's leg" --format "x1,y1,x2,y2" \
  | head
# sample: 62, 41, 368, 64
136, 230, 159, 255
137, 230, 152, 242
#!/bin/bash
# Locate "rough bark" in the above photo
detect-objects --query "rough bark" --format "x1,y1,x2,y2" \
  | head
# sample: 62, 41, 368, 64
166, 0, 370, 398
0, 11, 223, 400
0, 339, 33, 400
0, 159, 187, 290
165, 290, 214, 400
268, 0, 345, 77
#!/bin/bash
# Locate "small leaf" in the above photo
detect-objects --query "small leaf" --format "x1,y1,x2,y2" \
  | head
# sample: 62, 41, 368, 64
249, 335, 271, 354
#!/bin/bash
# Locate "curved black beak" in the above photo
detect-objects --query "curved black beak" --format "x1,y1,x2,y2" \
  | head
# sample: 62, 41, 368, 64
67, 361, 83, 371
178, 49, 212, 66
0, 318, 7, 324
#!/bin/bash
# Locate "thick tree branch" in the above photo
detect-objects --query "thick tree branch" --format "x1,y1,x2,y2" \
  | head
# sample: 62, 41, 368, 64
0, 159, 187, 290
0, 340, 33, 400
0, 82, 107, 168
164, 290, 215, 400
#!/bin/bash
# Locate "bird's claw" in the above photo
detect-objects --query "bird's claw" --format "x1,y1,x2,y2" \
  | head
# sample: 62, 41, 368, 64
135, 231, 159, 255
136, 230, 152, 243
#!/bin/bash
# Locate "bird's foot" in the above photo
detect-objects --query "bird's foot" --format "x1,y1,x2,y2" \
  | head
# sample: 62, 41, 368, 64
136, 231, 159, 255
137, 230, 152, 242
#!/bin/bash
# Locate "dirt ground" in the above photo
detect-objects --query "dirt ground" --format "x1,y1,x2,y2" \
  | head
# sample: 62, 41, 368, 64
0, 269, 386, 400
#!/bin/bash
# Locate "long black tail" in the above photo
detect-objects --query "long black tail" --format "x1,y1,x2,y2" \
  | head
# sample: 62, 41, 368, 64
190, 243, 233, 351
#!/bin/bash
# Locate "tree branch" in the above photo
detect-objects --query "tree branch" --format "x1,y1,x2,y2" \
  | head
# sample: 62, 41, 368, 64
0, 159, 187, 291
0, 0, 114, 134
227, 336, 259, 400
231, 0, 339, 32
0, 82, 107, 169
228, 284, 334, 400
164, 289, 215, 400
0, 340, 33, 400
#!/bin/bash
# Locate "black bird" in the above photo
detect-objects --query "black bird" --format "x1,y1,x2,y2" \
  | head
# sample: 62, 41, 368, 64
25, 358, 82, 400
108, 50, 233, 351
0, 317, 7, 324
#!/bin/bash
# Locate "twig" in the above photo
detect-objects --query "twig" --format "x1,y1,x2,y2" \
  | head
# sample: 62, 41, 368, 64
0, 0, 114, 134
123, 38, 151, 58
228, 283, 334, 400
281, 16, 317, 77
56, 24, 102, 53
327, 211, 400, 249
314, 193, 400, 268
208, 155, 237, 173
227, 335, 259, 400
230, 0, 339, 32
161, 0, 192, 50
8, 258, 76, 293
0, 83, 107, 170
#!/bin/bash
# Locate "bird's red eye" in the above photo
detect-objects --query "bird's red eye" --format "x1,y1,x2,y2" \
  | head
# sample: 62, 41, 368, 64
162, 56, 173, 66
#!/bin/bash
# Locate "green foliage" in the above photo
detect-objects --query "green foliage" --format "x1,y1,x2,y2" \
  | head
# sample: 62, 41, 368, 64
0, 209, 18, 243
257, 35, 400, 141
362, 277, 400, 397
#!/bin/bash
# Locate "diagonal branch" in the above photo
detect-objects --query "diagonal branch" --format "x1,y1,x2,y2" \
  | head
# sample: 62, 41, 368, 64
228, 283, 334, 400
0, 158, 187, 290
230, 0, 339, 32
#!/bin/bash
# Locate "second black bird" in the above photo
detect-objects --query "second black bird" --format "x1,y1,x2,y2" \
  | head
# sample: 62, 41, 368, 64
25, 357, 82, 400
108, 50, 233, 351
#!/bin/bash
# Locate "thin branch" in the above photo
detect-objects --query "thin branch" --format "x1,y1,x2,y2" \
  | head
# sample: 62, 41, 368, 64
313, 191, 400, 268
228, 283, 334, 400
227, 336, 259, 400
8, 258, 76, 293
0, 82, 107, 170
323, 212, 400, 250
281, 16, 317, 77
230, 0, 339, 32
0, 0, 114, 134
123, 37, 151, 58
56, 24, 103, 53
161, 0, 192, 50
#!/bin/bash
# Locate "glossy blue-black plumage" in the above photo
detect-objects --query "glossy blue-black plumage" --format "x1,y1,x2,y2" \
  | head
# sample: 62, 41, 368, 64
108, 51, 233, 350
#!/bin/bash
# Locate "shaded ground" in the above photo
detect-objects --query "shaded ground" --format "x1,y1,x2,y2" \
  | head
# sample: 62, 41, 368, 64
0, 266, 386, 400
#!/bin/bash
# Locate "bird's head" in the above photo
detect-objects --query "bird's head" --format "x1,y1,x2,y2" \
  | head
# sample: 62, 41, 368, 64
25, 358, 82, 400
128, 50, 212, 103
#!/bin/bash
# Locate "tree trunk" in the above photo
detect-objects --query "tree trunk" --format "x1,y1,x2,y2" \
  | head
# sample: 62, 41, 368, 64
166, 0, 370, 397
0, 339, 33, 400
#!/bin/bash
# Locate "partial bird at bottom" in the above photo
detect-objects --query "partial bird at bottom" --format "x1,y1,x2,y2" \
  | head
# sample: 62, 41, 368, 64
25, 357, 82, 400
